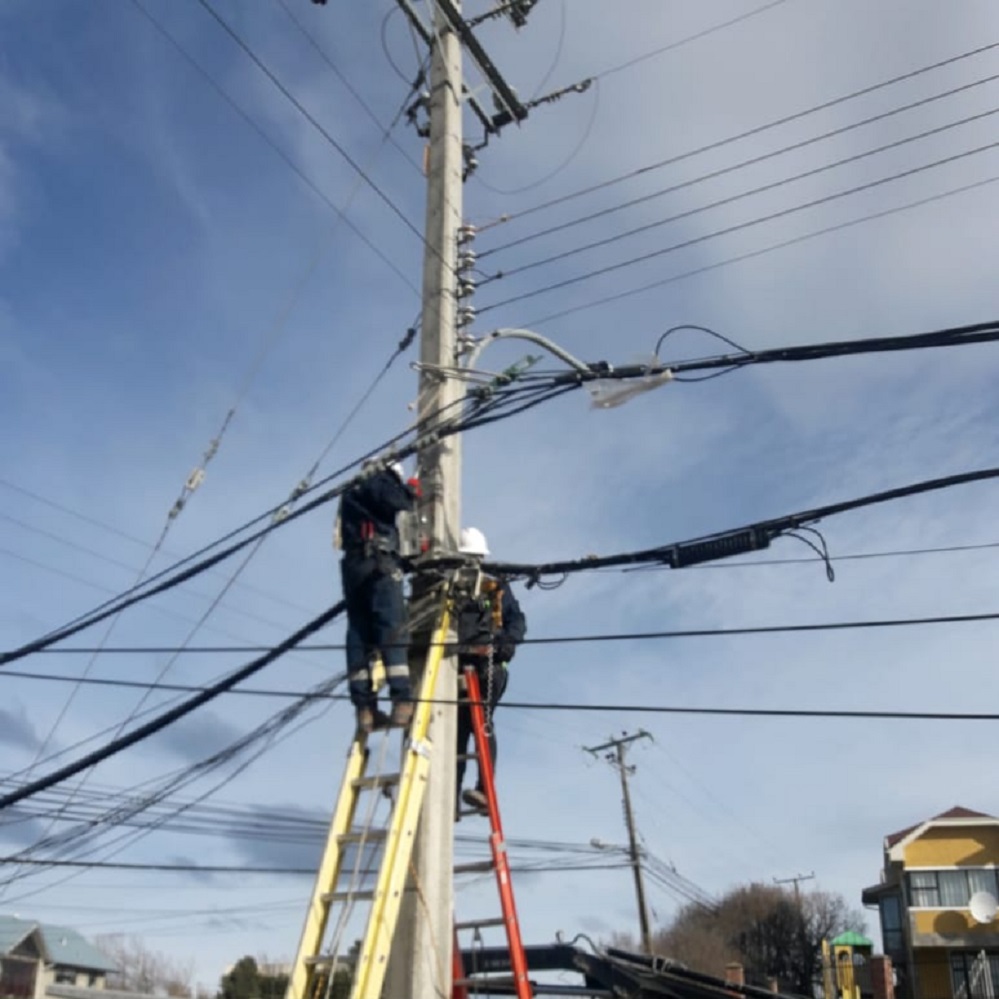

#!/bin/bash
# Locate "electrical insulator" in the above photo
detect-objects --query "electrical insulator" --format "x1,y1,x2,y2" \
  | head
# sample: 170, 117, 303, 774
457, 280, 476, 299
457, 224, 477, 245
457, 250, 477, 272
457, 305, 477, 328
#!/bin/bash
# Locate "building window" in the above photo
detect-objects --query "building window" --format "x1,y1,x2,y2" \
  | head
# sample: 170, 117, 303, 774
54, 969, 77, 985
908, 870, 999, 908
951, 951, 999, 999
881, 894, 904, 955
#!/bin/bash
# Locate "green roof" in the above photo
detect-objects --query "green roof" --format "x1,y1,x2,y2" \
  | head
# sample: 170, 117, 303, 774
832, 931, 873, 947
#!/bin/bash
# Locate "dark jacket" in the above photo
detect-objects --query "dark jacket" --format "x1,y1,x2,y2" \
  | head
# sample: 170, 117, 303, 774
338, 469, 416, 555
457, 576, 527, 665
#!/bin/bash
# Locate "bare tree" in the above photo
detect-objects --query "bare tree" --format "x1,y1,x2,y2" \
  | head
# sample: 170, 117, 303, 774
650, 882, 865, 995
95, 935, 194, 997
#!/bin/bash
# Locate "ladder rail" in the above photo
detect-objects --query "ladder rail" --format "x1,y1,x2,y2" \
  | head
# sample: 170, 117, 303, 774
350, 601, 453, 999
463, 665, 533, 999
286, 741, 367, 999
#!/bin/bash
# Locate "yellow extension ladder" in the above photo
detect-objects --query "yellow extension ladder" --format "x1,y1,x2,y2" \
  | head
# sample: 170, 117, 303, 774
285, 587, 452, 999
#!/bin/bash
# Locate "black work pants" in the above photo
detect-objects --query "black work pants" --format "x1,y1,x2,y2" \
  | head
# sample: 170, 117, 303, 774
456, 659, 508, 792
341, 553, 410, 710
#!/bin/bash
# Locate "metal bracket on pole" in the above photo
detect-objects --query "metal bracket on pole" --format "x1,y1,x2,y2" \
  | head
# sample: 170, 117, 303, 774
393, 0, 497, 136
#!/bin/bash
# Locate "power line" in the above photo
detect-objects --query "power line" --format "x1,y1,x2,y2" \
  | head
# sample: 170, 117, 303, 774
276, 0, 423, 174
128, 0, 419, 295
482, 69, 999, 260
487, 462, 999, 579
0, 603, 346, 812
6, 606, 999, 663
594, 0, 792, 81
524, 170, 999, 328
504, 39, 999, 224
479, 135, 999, 313
193, 0, 439, 265
0, 381, 562, 668
7, 318, 998, 670
0, 478, 313, 616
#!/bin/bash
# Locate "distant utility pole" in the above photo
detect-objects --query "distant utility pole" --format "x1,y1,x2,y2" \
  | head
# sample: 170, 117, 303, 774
586, 730, 654, 954
774, 871, 816, 903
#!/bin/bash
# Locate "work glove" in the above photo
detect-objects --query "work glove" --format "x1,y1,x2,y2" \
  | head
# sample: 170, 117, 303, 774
407, 477, 422, 499
495, 641, 516, 664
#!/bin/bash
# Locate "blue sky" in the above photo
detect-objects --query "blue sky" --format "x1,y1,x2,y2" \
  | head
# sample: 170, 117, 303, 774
4, 0, 999, 989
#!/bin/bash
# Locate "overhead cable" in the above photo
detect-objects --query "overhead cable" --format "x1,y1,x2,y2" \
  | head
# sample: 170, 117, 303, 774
506, 39, 999, 223
0, 602, 345, 812
128, 0, 419, 294
7, 605, 999, 702
482, 70, 999, 260
594, 0, 792, 81
480, 136, 999, 313
525, 172, 999, 327
193, 0, 454, 276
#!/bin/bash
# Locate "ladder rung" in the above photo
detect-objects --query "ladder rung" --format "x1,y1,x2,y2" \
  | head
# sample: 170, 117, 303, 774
321, 889, 376, 904
337, 828, 388, 846
351, 772, 401, 791
454, 860, 494, 875
456, 753, 479, 762
304, 954, 349, 967
455, 916, 507, 932
454, 976, 518, 988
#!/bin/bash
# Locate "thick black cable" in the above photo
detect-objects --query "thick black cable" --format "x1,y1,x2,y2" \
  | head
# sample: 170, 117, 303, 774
10, 317, 997, 665
484, 464, 999, 579
0, 602, 345, 811
3, 388, 482, 665
7, 605, 999, 699
480, 135, 999, 313
500, 701, 999, 721
483, 70, 999, 260
506, 39, 999, 223
525, 172, 999, 328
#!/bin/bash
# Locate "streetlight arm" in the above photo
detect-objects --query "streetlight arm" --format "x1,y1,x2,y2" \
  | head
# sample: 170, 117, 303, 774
463, 327, 593, 374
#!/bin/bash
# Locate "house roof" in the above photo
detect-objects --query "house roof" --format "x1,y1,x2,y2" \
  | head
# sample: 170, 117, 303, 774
0, 916, 117, 972
40, 924, 117, 973
832, 931, 874, 948
886, 806, 996, 847
0, 915, 36, 955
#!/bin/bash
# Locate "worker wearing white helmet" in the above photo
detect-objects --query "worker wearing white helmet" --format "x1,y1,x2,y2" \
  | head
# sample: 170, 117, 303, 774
455, 527, 527, 815
337, 459, 421, 735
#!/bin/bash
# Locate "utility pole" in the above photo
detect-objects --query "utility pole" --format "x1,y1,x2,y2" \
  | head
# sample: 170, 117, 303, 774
585, 730, 654, 955
309, 2, 588, 992
385, 2, 465, 995
774, 871, 815, 904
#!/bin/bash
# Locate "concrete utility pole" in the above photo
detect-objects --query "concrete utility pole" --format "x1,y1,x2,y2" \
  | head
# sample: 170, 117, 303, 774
774, 871, 816, 904
586, 731, 654, 955
385, 2, 464, 995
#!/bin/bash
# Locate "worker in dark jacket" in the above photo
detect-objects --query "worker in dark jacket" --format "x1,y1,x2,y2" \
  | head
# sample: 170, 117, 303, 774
454, 527, 527, 815
337, 460, 419, 734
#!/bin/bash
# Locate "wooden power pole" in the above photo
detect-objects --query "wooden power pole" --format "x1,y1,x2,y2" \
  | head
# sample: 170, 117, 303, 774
586, 730, 654, 955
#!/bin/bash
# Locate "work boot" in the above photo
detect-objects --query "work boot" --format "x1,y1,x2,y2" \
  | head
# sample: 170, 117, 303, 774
355, 707, 390, 736
355, 707, 377, 736
389, 700, 414, 729
461, 788, 488, 814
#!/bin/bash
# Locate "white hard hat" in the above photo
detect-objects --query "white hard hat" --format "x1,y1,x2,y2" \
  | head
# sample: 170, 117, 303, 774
459, 527, 490, 557
387, 461, 405, 481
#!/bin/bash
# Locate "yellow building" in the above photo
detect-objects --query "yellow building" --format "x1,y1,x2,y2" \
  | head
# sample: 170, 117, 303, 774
863, 806, 999, 999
